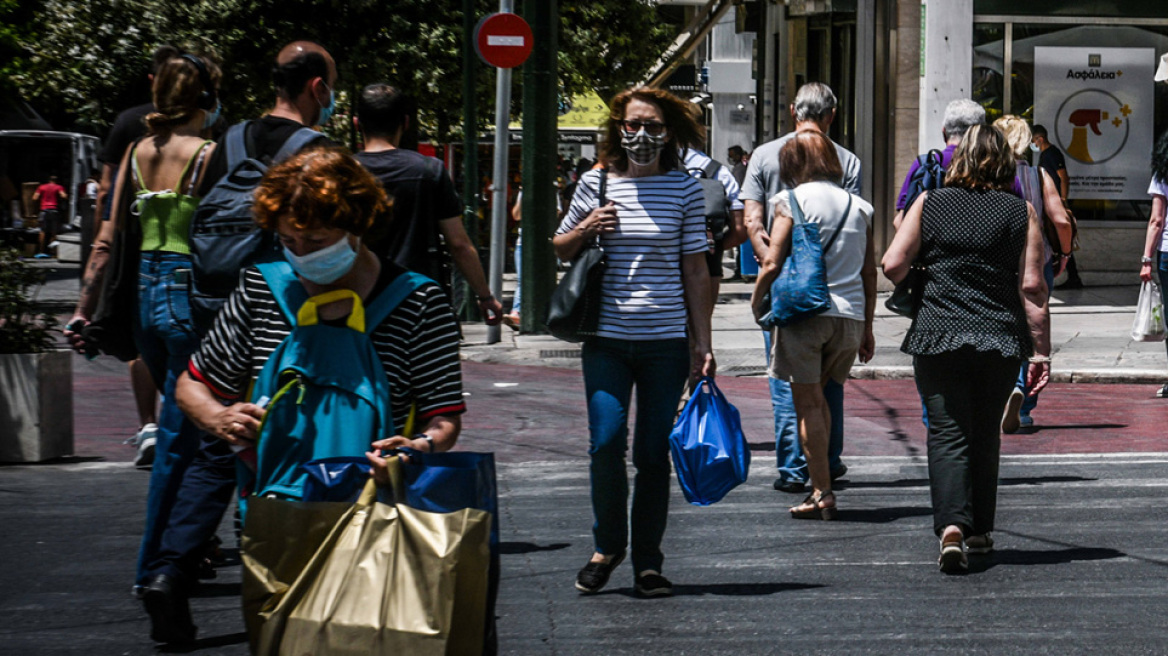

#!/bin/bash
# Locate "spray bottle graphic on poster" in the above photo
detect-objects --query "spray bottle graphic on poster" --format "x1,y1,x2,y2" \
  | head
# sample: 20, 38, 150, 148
1034, 47, 1154, 200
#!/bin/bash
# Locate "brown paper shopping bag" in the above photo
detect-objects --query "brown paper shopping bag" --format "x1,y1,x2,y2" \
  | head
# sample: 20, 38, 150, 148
255, 459, 491, 656
241, 495, 350, 650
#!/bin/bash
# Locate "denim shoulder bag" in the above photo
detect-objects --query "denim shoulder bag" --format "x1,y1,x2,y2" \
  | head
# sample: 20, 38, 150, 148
760, 187, 850, 328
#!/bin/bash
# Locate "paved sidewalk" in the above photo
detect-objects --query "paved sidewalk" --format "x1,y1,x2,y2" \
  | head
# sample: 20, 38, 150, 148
28, 259, 1168, 383
464, 278, 1168, 384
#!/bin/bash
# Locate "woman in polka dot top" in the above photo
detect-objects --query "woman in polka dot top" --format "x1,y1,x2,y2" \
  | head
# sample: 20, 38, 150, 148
881, 124, 1051, 574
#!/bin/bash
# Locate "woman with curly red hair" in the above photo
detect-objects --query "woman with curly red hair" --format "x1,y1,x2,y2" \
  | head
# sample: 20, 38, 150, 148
167, 148, 465, 638
177, 147, 465, 457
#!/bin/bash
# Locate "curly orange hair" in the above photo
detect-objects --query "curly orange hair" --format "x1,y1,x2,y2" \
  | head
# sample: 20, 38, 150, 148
253, 147, 391, 236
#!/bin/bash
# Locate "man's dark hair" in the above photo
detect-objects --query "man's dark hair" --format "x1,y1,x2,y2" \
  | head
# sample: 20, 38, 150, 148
273, 51, 330, 99
728, 145, 745, 159
152, 45, 179, 74
1032, 124, 1049, 140
49, 175, 58, 182
356, 84, 415, 139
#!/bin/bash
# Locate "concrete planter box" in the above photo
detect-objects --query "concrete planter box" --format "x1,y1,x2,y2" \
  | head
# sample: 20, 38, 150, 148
0, 351, 73, 462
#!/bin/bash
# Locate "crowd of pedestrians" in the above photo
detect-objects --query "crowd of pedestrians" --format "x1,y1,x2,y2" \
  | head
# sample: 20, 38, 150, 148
61, 34, 1168, 648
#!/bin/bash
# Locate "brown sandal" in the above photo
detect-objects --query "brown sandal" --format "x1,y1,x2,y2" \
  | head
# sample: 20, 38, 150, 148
789, 490, 837, 520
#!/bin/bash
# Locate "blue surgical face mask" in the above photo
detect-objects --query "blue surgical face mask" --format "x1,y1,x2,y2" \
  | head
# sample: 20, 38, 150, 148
316, 85, 336, 127
1030, 142, 1040, 152
284, 233, 359, 284
202, 101, 222, 130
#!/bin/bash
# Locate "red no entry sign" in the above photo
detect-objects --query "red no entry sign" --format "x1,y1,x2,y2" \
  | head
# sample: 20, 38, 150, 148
475, 12, 533, 69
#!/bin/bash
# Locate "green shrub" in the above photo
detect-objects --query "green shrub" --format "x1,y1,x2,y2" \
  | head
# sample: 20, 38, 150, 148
0, 247, 59, 354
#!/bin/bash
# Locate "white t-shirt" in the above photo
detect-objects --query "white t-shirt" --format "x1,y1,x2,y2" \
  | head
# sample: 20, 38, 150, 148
770, 181, 873, 321
1149, 177, 1168, 252
556, 169, 707, 341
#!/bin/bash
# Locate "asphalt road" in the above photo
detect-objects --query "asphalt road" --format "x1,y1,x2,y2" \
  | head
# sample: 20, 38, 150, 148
3, 455, 1167, 655
2, 359, 1168, 654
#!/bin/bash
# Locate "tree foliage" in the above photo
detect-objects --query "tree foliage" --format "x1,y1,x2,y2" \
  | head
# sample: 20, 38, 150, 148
6, 0, 680, 141
0, 248, 59, 354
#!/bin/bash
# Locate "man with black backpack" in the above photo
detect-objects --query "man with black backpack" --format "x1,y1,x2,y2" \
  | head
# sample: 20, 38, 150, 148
189, 40, 336, 332
139, 40, 337, 644
680, 145, 746, 305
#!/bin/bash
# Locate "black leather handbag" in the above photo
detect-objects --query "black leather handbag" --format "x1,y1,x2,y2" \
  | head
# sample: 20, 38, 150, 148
884, 265, 925, 318
546, 170, 607, 342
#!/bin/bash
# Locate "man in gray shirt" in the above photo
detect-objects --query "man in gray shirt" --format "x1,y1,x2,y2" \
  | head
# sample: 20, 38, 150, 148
740, 82, 860, 493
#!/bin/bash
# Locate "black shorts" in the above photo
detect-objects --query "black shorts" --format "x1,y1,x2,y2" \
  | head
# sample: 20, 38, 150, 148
38, 209, 61, 234
705, 240, 725, 279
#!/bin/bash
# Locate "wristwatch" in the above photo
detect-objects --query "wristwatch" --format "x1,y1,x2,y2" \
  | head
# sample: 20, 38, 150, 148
413, 433, 434, 451
1142, 256, 1154, 264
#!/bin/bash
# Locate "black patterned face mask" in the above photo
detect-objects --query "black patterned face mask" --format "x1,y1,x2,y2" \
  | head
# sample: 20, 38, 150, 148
621, 128, 667, 166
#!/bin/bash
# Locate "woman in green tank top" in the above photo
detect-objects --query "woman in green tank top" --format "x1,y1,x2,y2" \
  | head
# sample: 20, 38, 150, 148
65, 52, 222, 603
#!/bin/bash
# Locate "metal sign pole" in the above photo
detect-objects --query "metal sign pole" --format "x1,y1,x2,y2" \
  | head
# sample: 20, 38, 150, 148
487, 19, 513, 343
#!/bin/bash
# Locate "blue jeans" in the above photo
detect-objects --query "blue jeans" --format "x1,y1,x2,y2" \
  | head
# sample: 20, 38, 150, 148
763, 331, 844, 484
582, 337, 689, 574
133, 252, 203, 586
1013, 255, 1056, 417
512, 232, 522, 314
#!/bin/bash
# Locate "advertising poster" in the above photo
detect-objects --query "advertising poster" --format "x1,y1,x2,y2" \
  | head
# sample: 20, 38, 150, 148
1034, 47, 1155, 199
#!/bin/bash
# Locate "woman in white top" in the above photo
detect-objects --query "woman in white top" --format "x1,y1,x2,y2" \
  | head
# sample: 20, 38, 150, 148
554, 87, 714, 598
750, 130, 876, 520
1139, 131, 1168, 398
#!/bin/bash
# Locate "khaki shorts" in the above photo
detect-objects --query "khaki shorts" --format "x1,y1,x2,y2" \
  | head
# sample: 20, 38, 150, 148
769, 315, 863, 385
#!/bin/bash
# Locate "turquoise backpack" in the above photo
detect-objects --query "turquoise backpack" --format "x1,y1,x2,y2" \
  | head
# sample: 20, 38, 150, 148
246, 261, 430, 500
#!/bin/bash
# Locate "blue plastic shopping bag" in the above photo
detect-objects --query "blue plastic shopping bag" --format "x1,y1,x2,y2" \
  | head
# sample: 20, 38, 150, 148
669, 377, 751, 506
300, 457, 374, 503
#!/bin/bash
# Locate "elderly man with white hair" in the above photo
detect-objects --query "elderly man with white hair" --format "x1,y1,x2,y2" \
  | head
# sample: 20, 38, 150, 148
892, 98, 987, 229
741, 81, 860, 495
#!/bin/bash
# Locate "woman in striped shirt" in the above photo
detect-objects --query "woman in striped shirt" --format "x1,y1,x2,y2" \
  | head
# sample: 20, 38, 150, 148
554, 87, 715, 598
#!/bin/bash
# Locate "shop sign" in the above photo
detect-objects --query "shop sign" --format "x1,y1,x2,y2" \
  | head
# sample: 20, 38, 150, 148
1034, 46, 1155, 199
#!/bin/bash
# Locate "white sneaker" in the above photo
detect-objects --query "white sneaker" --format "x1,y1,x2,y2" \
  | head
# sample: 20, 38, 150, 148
133, 423, 158, 469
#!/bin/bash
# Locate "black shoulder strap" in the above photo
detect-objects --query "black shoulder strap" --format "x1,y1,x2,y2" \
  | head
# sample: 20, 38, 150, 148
703, 159, 720, 179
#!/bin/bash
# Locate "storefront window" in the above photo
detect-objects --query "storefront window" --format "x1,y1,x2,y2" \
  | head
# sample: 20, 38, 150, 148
975, 0, 1168, 19
972, 23, 1006, 123
973, 19, 1168, 220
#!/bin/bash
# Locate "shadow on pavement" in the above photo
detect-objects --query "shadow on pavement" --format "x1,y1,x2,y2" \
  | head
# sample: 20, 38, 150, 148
837, 475, 1096, 490
600, 582, 825, 597
0, 455, 105, 467
157, 631, 248, 653
191, 582, 241, 598
835, 506, 933, 523
1025, 423, 1127, 431
500, 541, 572, 555
969, 547, 1124, 573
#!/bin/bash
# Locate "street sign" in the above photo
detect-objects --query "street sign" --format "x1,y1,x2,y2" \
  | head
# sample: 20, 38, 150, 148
475, 12, 533, 69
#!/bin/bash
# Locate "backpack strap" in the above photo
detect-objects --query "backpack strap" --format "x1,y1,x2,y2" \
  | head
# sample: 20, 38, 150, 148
273, 127, 325, 164
223, 121, 251, 171
256, 261, 308, 327
364, 271, 433, 330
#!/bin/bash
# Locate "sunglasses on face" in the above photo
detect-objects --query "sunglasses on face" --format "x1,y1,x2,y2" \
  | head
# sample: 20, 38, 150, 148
620, 120, 666, 136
